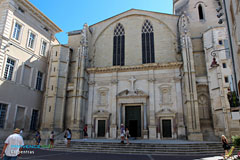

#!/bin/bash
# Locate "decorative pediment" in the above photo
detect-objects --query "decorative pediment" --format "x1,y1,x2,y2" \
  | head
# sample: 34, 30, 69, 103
117, 89, 148, 98
93, 110, 111, 118
156, 108, 176, 117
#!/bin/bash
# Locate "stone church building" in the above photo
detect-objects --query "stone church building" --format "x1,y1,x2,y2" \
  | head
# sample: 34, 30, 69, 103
41, 0, 240, 141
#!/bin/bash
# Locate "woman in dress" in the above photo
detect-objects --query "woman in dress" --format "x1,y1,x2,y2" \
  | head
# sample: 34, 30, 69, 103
221, 135, 231, 156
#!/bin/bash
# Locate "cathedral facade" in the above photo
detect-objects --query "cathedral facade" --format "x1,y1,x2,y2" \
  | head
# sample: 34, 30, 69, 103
41, 0, 240, 141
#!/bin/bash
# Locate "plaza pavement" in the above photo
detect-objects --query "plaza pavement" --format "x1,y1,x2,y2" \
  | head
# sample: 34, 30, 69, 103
1, 139, 238, 159
15, 149, 226, 160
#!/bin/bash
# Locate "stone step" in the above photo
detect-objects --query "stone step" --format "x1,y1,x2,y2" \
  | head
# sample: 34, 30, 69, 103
47, 141, 235, 155
56, 143, 223, 148
55, 145, 223, 150
58, 142, 223, 146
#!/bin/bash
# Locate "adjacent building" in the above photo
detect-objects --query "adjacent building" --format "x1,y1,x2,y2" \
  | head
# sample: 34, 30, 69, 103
219, 0, 240, 101
222, 0, 240, 93
0, 0, 61, 139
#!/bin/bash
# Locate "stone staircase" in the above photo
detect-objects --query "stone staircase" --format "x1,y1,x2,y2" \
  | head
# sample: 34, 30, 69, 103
44, 140, 240, 155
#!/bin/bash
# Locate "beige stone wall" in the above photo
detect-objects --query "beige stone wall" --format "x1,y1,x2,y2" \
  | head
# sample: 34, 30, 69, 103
88, 10, 179, 67
41, 45, 70, 137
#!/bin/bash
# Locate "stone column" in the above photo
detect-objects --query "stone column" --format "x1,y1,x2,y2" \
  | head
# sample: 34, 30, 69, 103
174, 77, 186, 139
148, 73, 157, 139
178, 13, 203, 140
87, 80, 95, 138
143, 103, 148, 139
110, 78, 118, 139
117, 103, 122, 138
118, 103, 121, 129
144, 103, 147, 130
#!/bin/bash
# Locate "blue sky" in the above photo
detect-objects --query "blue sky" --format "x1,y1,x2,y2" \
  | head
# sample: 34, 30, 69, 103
29, 0, 173, 44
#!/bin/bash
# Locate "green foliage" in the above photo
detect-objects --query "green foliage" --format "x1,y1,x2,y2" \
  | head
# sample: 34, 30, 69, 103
232, 136, 240, 147
232, 92, 238, 107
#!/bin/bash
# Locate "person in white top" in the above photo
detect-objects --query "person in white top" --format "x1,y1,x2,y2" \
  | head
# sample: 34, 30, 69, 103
1, 128, 24, 160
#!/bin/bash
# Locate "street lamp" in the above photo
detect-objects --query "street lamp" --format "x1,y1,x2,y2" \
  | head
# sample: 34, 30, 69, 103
210, 52, 219, 68
210, 48, 229, 68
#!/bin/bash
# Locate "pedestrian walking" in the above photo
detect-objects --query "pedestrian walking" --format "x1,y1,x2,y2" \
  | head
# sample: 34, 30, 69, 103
35, 131, 41, 145
221, 135, 231, 156
0, 128, 24, 160
125, 127, 130, 145
65, 128, 72, 147
49, 131, 54, 149
120, 124, 125, 144
83, 125, 88, 139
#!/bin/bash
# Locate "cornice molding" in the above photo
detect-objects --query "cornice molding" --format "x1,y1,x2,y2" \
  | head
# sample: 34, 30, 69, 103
87, 62, 183, 74
17, 0, 62, 33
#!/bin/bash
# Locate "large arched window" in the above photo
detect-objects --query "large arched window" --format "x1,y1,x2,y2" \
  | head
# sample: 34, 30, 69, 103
198, 4, 204, 20
142, 20, 155, 64
113, 23, 125, 66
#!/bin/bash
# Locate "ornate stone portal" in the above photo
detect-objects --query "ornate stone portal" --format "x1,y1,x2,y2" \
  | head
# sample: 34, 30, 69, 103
85, 61, 184, 140
116, 78, 149, 139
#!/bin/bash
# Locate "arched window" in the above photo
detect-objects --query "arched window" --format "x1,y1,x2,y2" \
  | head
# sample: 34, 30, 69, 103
113, 23, 125, 66
198, 4, 204, 20
142, 20, 155, 64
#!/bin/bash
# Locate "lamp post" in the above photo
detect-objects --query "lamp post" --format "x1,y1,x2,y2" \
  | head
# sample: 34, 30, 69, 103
210, 48, 240, 108
210, 48, 229, 68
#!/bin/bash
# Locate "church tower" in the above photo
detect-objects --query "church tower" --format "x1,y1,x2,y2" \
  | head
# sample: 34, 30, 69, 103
173, 0, 223, 80
174, 0, 221, 36
174, 0, 224, 141
174, 0, 240, 140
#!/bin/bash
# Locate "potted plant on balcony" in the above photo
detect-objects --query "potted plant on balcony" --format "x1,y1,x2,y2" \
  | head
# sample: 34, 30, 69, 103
232, 135, 240, 159
227, 90, 240, 107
